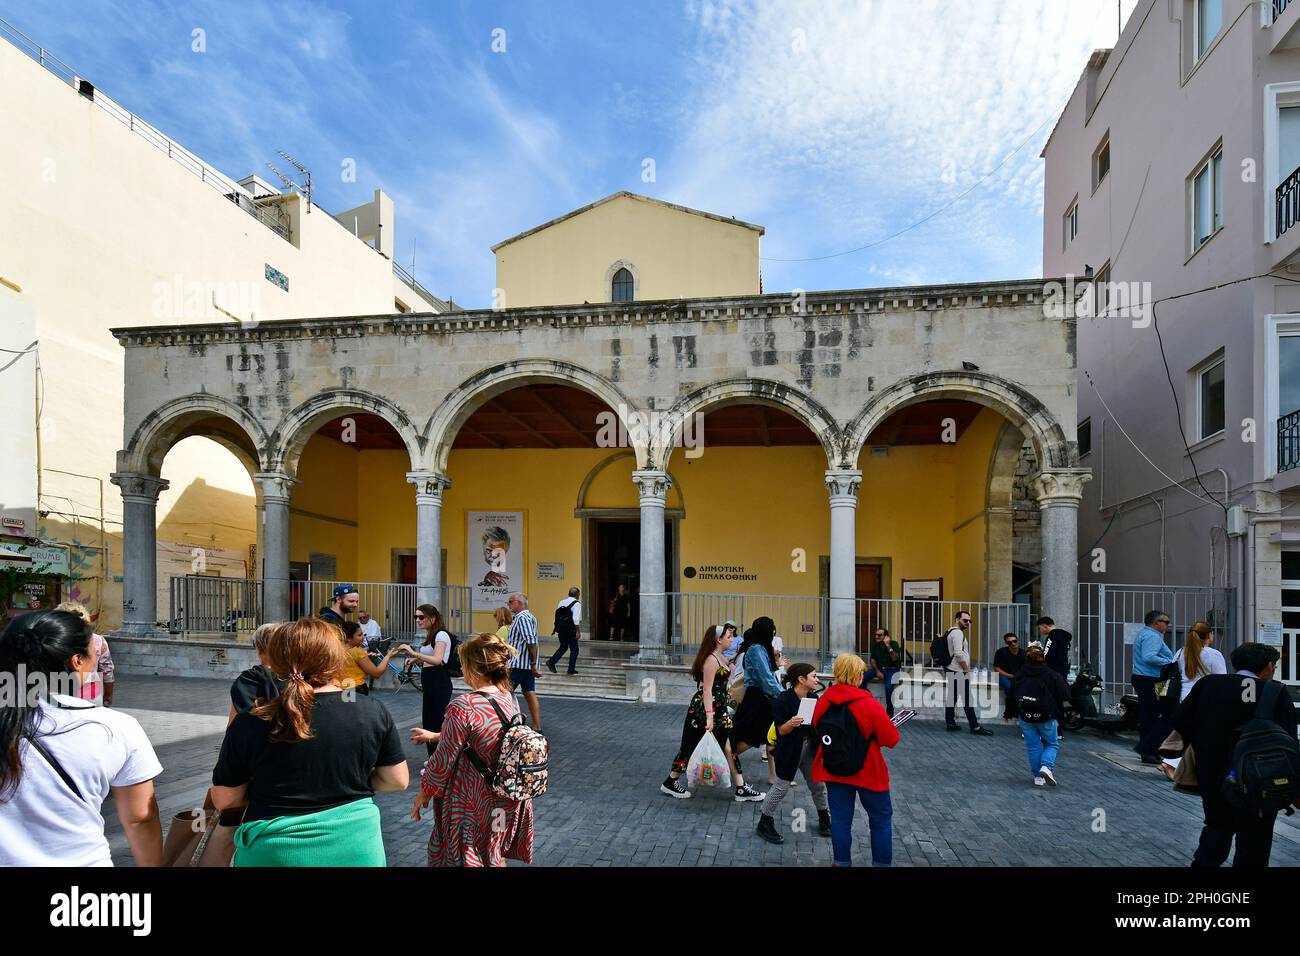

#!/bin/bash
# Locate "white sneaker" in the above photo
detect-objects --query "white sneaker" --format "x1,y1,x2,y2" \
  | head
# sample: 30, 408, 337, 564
1033, 776, 1046, 786
1039, 766, 1057, 786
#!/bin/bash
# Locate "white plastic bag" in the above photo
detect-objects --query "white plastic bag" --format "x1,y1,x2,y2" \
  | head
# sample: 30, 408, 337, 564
685, 732, 732, 790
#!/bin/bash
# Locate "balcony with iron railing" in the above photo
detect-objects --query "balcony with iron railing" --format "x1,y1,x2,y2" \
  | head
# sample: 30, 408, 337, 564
1280, 408, 1300, 473
1271, 0, 1300, 52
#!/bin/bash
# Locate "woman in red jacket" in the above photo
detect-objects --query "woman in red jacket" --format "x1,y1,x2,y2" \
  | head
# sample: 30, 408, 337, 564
812, 652, 900, 867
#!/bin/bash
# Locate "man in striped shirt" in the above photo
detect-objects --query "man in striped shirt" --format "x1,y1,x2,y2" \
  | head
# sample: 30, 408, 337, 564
507, 592, 543, 731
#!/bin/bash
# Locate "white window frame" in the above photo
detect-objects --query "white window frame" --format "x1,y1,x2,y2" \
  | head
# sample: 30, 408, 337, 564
1092, 134, 1111, 193
1195, 0, 1222, 59
1267, 314, 1300, 475
1193, 353, 1226, 442
1063, 198, 1079, 251
1264, 83, 1300, 242
1093, 261, 1111, 317
1188, 143, 1224, 255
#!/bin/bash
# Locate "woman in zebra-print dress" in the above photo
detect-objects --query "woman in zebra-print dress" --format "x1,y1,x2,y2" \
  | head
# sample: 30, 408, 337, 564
412, 631, 534, 867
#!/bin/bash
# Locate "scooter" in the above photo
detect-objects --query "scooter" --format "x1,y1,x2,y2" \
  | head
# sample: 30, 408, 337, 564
1062, 659, 1139, 734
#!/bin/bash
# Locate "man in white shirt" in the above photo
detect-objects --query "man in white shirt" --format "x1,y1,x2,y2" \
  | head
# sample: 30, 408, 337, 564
943, 610, 993, 736
547, 587, 582, 675
358, 610, 382, 649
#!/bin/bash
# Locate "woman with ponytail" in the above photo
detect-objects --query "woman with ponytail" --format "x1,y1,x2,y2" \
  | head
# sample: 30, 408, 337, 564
412, 631, 535, 866
1160, 622, 1226, 782
211, 618, 409, 866
0, 611, 163, 866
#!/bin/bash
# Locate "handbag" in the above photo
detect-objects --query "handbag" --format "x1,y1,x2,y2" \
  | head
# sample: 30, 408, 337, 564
1172, 745, 1199, 794
1156, 728, 1185, 758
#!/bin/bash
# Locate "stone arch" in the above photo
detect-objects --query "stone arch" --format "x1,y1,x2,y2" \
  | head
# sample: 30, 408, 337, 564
984, 420, 1030, 602
657, 378, 841, 470
269, 389, 425, 477
424, 359, 640, 473
575, 450, 685, 513
603, 259, 640, 302
120, 394, 270, 478
843, 371, 1072, 471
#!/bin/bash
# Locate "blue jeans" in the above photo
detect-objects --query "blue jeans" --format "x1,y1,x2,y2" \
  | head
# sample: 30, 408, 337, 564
825, 783, 892, 867
1019, 718, 1059, 777
998, 675, 1014, 717
881, 668, 899, 717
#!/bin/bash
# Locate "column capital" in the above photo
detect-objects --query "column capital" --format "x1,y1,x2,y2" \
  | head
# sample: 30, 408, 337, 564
632, 469, 673, 503
824, 468, 862, 503
1031, 469, 1092, 506
406, 471, 452, 503
253, 471, 300, 503
109, 472, 169, 502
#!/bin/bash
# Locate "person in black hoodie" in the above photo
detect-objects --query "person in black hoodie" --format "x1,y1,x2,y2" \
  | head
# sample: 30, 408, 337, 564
1010, 643, 1071, 787
1172, 642, 1298, 867
1036, 616, 1072, 682
755, 663, 831, 844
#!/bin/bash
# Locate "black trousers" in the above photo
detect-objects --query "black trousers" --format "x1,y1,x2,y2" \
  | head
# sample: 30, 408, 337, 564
945, 671, 979, 729
549, 631, 579, 672
1192, 791, 1277, 867
1131, 674, 1172, 758
422, 667, 453, 756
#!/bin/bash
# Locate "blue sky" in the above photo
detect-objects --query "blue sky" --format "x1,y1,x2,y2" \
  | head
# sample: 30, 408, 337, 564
7, 0, 1138, 308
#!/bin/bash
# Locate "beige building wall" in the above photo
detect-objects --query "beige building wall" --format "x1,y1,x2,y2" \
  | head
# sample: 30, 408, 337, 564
493, 192, 763, 308
0, 35, 440, 627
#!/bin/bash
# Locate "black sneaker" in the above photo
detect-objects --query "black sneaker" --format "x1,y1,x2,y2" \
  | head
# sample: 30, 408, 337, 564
546, 660, 557, 674
734, 783, 765, 802
755, 814, 784, 844
945, 724, 962, 732
567, 669, 579, 675
971, 727, 994, 737
660, 777, 691, 799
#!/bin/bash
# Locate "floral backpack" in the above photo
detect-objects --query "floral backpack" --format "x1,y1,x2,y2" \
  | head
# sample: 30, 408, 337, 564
461, 692, 549, 801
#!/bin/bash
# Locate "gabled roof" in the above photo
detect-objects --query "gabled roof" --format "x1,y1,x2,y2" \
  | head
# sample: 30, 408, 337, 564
490, 191, 765, 252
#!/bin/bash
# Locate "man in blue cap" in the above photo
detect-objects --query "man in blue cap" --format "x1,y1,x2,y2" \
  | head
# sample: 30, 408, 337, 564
319, 584, 359, 627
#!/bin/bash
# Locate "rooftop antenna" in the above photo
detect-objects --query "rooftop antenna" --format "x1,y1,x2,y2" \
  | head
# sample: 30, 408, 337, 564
266, 149, 313, 212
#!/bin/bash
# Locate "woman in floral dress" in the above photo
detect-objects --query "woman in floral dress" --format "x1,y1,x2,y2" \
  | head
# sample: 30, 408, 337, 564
411, 631, 534, 867
659, 625, 765, 802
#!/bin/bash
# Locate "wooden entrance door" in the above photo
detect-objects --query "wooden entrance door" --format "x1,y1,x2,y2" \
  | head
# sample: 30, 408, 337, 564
854, 564, 883, 652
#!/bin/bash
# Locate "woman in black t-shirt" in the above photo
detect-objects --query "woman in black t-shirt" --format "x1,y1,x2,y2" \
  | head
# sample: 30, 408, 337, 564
211, 619, 409, 867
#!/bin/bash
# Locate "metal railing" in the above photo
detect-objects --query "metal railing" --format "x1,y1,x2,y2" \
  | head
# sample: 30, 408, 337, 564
168, 575, 263, 636
1279, 408, 1300, 473
1077, 582, 1236, 707
167, 576, 473, 640
1278, 165, 1300, 239
1277, 0, 1292, 20
667, 592, 1029, 664
0, 16, 292, 244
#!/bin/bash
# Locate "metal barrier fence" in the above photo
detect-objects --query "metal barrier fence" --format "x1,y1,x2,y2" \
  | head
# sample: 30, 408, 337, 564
167, 576, 473, 640
168, 576, 263, 636
1077, 582, 1236, 707
667, 591, 1029, 664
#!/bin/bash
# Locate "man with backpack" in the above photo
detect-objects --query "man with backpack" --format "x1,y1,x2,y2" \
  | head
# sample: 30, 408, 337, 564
937, 610, 994, 736
1172, 642, 1300, 867
546, 587, 582, 675
1010, 643, 1071, 786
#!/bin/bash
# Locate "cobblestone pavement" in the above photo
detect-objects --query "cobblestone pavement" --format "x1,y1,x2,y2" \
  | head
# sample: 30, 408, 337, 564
104, 676, 1300, 867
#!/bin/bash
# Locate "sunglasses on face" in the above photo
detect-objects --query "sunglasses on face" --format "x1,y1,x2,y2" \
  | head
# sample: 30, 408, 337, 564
1007, 639, 1018, 644
414, 614, 426, 621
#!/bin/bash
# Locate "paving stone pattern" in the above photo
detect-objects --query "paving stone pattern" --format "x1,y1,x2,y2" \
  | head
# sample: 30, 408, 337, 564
104, 676, 1300, 867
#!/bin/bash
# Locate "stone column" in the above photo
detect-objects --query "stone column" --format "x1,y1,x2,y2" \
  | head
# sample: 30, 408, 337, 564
633, 469, 672, 662
825, 469, 862, 659
1031, 470, 1092, 636
110, 472, 169, 635
406, 471, 451, 605
254, 472, 298, 623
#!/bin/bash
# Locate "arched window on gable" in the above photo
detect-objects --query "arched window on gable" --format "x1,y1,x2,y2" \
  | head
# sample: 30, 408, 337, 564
611, 267, 634, 303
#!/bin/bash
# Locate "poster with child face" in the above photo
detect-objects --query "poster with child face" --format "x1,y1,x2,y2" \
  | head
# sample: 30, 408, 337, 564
468, 511, 524, 607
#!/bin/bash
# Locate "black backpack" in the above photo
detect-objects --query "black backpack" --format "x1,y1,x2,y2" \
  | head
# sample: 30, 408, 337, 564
440, 632, 463, 677
1222, 680, 1300, 816
553, 599, 578, 635
815, 700, 872, 776
1015, 671, 1056, 724
931, 629, 955, 668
